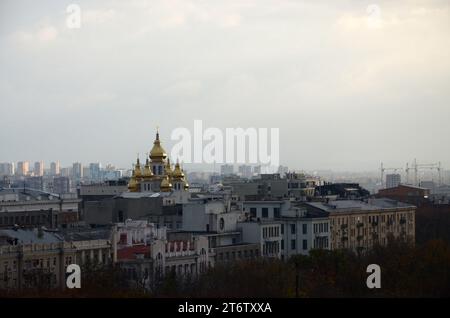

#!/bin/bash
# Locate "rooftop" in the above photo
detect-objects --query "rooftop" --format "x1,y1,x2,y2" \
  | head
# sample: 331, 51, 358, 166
0, 228, 63, 245
305, 198, 415, 213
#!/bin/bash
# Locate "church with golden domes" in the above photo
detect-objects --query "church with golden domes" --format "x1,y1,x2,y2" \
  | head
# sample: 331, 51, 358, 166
127, 130, 189, 194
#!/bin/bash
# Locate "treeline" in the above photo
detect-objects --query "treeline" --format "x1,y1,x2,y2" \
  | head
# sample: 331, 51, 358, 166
153, 239, 450, 298
1, 239, 449, 298
415, 204, 450, 245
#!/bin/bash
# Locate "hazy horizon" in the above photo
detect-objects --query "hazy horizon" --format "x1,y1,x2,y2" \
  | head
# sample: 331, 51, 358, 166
1, 0, 449, 172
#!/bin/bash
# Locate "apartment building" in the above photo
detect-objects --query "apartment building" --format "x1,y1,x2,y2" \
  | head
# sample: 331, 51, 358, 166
304, 198, 416, 252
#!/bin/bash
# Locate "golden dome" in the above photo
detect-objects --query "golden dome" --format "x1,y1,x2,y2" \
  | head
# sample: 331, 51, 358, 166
134, 157, 143, 180
160, 175, 172, 192
172, 161, 185, 179
143, 158, 154, 180
128, 170, 138, 192
165, 158, 173, 177
150, 130, 167, 162
183, 181, 189, 190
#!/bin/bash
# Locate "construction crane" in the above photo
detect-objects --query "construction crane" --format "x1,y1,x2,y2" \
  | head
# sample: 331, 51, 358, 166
405, 159, 442, 186
380, 163, 403, 188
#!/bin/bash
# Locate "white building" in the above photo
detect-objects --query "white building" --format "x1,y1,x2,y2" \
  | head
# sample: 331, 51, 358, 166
238, 220, 282, 259
241, 200, 330, 259
182, 199, 243, 246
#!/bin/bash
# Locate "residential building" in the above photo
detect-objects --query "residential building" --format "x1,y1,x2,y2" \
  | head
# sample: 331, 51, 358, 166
0, 227, 113, 290
0, 163, 15, 176
303, 199, 416, 252
16, 161, 29, 176
50, 161, 60, 176
34, 161, 44, 177
53, 176, 71, 195
386, 174, 401, 189
72, 162, 83, 181
0, 188, 80, 229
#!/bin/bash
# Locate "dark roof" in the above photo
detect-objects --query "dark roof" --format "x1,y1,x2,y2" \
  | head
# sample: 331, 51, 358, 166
61, 228, 112, 241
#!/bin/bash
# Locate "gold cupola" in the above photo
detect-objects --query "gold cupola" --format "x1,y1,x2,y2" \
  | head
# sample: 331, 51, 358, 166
160, 175, 172, 192
134, 157, 143, 181
165, 158, 173, 177
183, 180, 190, 190
143, 157, 154, 180
128, 169, 138, 192
149, 130, 167, 162
172, 161, 185, 180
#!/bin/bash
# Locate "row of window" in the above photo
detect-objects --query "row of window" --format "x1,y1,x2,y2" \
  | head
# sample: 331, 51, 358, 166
332, 212, 413, 226
263, 241, 279, 255
249, 207, 281, 218
313, 223, 329, 233
0, 214, 48, 225
262, 226, 280, 238
216, 249, 259, 261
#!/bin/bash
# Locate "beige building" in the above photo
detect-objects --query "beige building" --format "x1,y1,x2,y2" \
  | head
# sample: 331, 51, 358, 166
0, 228, 112, 290
0, 188, 80, 229
304, 198, 415, 252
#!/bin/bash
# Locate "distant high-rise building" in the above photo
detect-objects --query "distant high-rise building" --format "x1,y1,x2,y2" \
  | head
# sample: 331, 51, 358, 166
50, 161, 60, 176
0, 162, 14, 176
61, 167, 71, 177
72, 162, 83, 180
25, 176, 44, 190
16, 161, 30, 176
53, 176, 71, 194
220, 164, 234, 176
83, 167, 91, 179
34, 161, 44, 176
89, 163, 101, 181
238, 165, 253, 178
386, 174, 401, 189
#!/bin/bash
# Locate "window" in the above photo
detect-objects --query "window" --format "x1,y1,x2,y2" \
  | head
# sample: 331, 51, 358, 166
281, 239, 284, 250
302, 224, 307, 234
303, 240, 308, 250
262, 208, 268, 218
290, 224, 296, 234
274, 208, 280, 218
250, 208, 257, 217
281, 224, 284, 234
291, 239, 296, 250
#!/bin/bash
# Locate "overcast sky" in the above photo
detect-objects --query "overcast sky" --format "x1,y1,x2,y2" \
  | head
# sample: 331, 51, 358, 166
0, 0, 449, 171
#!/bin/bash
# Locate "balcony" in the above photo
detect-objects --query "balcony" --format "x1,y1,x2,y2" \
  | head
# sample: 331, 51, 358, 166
356, 222, 364, 228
